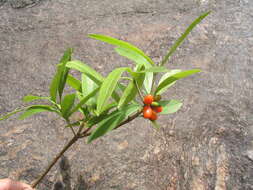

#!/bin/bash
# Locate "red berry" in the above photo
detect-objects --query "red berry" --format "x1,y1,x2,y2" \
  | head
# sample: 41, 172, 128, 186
153, 106, 163, 113
143, 105, 149, 111
150, 111, 158, 121
143, 106, 153, 119
143, 94, 154, 105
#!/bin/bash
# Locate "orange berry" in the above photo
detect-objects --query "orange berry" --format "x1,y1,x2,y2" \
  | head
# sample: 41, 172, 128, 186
143, 106, 152, 119
143, 94, 154, 105
153, 106, 163, 113
150, 111, 158, 121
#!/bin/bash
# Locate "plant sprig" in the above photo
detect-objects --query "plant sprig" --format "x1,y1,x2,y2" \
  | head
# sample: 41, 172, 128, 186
0, 12, 210, 188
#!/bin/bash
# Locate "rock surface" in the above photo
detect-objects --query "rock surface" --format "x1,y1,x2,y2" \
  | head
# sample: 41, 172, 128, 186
1, 0, 253, 189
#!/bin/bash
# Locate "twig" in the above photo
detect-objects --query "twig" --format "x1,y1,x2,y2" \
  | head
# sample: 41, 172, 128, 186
31, 135, 79, 188
115, 110, 142, 129
70, 126, 76, 136
77, 121, 85, 135
31, 110, 141, 188
66, 120, 76, 136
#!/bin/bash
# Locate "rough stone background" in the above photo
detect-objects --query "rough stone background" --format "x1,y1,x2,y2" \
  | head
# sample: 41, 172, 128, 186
0, 0, 253, 189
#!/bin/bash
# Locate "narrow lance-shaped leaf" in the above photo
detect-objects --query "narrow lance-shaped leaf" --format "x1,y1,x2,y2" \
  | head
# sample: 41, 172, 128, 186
49, 48, 73, 103
97, 67, 127, 114
155, 69, 201, 95
115, 47, 151, 66
61, 93, 76, 119
84, 102, 121, 129
66, 60, 121, 102
19, 105, 57, 120
115, 47, 153, 94
58, 48, 73, 100
143, 65, 153, 94
88, 104, 141, 143
66, 60, 104, 84
0, 107, 26, 121
89, 34, 154, 65
22, 95, 50, 103
68, 87, 100, 117
66, 74, 82, 92
82, 73, 98, 106
161, 11, 210, 66
118, 67, 145, 108
49, 65, 62, 103
159, 100, 183, 114
139, 66, 169, 73
156, 69, 181, 95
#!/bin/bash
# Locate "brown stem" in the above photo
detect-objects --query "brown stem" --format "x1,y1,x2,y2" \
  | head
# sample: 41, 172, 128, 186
31, 111, 141, 188
31, 135, 79, 188
115, 110, 141, 129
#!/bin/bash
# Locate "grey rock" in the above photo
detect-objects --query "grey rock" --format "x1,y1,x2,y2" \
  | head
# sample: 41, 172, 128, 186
9, 0, 42, 9
245, 150, 253, 161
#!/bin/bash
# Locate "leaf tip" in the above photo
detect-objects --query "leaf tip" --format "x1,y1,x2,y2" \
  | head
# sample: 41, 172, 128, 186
88, 33, 97, 39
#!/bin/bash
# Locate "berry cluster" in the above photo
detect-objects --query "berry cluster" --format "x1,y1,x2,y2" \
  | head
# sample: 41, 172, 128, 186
142, 95, 162, 121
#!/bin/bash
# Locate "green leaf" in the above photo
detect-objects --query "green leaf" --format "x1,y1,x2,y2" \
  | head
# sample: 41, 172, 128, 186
49, 65, 62, 103
60, 48, 73, 64
101, 102, 118, 113
58, 48, 73, 99
82, 74, 98, 106
161, 11, 210, 66
155, 69, 201, 94
156, 69, 181, 95
19, 105, 57, 120
117, 82, 136, 108
117, 83, 127, 92
61, 93, 76, 118
118, 71, 145, 108
131, 60, 153, 94
139, 66, 169, 73
143, 66, 153, 94
66, 74, 82, 92
89, 34, 154, 65
115, 47, 151, 66
86, 114, 109, 128
0, 108, 26, 121
88, 104, 141, 143
69, 87, 100, 116
115, 47, 153, 94
97, 67, 127, 114
159, 100, 183, 114
66, 60, 104, 84
76, 91, 83, 101
66, 60, 122, 103
22, 95, 50, 103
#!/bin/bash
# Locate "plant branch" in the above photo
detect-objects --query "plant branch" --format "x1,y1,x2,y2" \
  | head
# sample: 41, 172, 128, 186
77, 121, 85, 134
70, 126, 76, 136
115, 110, 142, 129
31, 110, 141, 188
31, 135, 79, 188
66, 120, 76, 136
